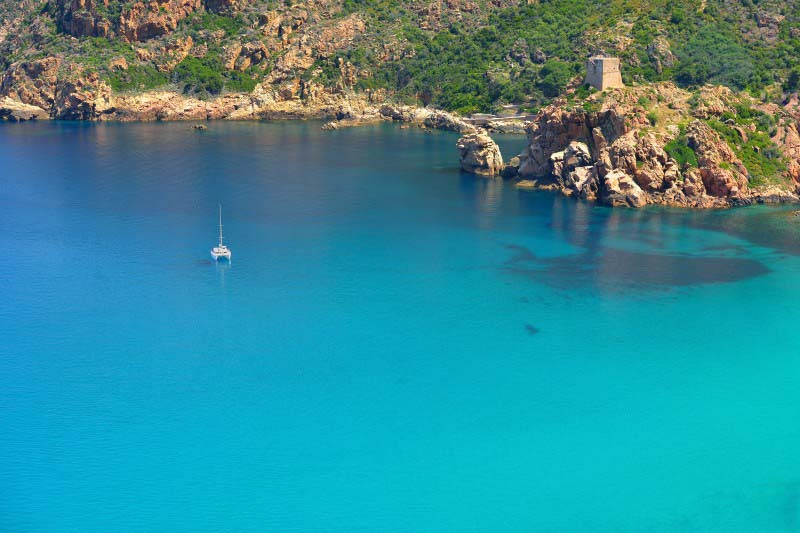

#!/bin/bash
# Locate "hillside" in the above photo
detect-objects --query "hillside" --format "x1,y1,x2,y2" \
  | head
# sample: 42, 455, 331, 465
1, 0, 800, 119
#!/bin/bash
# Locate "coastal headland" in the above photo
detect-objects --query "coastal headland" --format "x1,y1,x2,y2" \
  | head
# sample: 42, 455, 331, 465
2, 0, 800, 209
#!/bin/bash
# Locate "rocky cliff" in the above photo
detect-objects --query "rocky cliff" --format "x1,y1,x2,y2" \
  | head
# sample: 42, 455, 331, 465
504, 83, 800, 208
2, 0, 799, 124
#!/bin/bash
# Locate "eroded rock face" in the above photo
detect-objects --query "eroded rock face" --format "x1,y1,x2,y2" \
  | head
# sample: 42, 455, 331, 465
119, 0, 201, 42
513, 90, 768, 208
518, 106, 626, 178
686, 120, 749, 198
53, 72, 112, 120
646, 36, 675, 74
224, 41, 270, 71
51, 0, 113, 38
154, 36, 194, 72
457, 131, 504, 176
602, 169, 647, 207
0, 96, 49, 121
548, 141, 599, 199
0, 57, 61, 110
772, 122, 800, 190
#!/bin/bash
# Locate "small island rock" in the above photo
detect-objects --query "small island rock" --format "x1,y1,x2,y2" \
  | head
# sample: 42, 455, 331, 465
456, 131, 504, 176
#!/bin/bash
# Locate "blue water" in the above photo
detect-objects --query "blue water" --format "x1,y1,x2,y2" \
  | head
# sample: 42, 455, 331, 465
3, 121, 800, 532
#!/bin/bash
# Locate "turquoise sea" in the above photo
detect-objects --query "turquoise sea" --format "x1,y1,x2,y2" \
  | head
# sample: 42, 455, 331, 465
2, 121, 800, 532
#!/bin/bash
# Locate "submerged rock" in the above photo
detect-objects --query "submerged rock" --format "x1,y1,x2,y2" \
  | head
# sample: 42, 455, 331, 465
515, 179, 538, 190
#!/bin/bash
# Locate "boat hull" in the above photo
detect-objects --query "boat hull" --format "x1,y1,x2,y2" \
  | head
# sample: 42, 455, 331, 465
211, 247, 231, 261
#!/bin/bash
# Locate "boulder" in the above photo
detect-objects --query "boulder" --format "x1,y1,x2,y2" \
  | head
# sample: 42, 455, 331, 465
500, 156, 521, 178
456, 131, 504, 176
602, 169, 648, 207
682, 168, 706, 197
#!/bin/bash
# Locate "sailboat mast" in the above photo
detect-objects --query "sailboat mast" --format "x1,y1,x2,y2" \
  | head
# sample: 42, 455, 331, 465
218, 204, 223, 246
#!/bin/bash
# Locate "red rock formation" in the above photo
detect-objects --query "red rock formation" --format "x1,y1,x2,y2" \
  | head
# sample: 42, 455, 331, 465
686, 120, 749, 198
119, 0, 201, 42
514, 86, 769, 208
53, 71, 112, 120
0, 57, 61, 110
51, 0, 113, 38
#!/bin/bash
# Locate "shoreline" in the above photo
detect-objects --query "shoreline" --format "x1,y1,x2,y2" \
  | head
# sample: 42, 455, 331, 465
3, 87, 799, 210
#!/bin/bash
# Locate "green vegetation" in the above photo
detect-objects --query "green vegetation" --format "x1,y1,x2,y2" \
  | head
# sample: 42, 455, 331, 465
173, 56, 224, 96
8, 0, 800, 116
707, 117, 787, 186
664, 134, 698, 168
108, 64, 169, 92
186, 12, 243, 38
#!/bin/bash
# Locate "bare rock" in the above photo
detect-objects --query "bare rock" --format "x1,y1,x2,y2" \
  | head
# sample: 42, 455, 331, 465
457, 131, 504, 176
0, 57, 61, 110
500, 156, 521, 179
646, 36, 675, 74
53, 72, 112, 120
602, 169, 648, 207
682, 167, 706, 197
110, 57, 129, 71
155, 36, 193, 72
0, 96, 49, 121
752, 186, 800, 204
424, 110, 471, 133
515, 179, 538, 190
686, 120, 749, 198
119, 0, 202, 42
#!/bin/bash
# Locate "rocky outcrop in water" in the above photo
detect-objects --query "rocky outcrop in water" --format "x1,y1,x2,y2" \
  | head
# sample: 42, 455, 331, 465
512, 83, 800, 208
457, 130, 504, 176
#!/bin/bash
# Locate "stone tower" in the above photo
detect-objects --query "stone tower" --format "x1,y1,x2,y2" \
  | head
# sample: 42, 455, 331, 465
585, 56, 624, 91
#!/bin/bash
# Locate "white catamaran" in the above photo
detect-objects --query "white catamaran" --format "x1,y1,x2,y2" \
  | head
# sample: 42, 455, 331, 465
211, 204, 232, 261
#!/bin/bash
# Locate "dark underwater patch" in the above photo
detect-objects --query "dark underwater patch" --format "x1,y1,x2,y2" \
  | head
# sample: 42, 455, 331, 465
503, 243, 769, 290
524, 324, 540, 336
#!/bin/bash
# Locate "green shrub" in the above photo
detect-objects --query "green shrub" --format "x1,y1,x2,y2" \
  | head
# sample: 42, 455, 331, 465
173, 56, 224, 97
108, 64, 169, 92
664, 135, 699, 167
707, 119, 787, 185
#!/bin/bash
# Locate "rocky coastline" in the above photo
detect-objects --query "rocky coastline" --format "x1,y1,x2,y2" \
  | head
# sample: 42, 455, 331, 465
456, 83, 800, 209
2, 72, 800, 210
